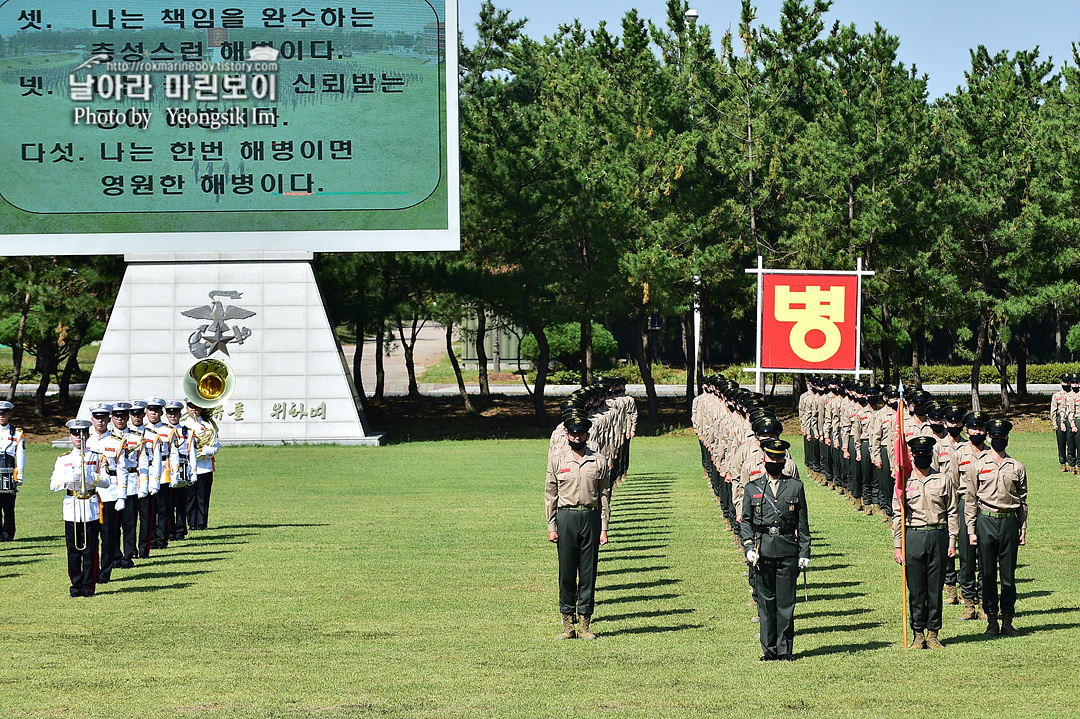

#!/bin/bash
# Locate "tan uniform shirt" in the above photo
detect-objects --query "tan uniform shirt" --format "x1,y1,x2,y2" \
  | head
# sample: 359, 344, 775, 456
546, 446, 611, 531
964, 452, 1028, 532
892, 467, 959, 548
1050, 390, 1068, 430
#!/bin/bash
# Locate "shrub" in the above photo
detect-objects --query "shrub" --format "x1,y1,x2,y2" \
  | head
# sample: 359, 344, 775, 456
519, 322, 618, 370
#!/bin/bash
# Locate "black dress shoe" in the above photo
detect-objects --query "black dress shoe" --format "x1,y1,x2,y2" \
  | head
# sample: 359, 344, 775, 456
778, 655, 796, 662
760, 653, 777, 661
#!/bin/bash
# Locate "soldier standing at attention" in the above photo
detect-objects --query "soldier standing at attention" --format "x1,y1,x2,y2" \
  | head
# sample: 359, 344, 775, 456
954, 410, 989, 620
1051, 374, 1070, 472
894, 436, 958, 649
1068, 376, 1080, 474
546, 411, 610, 640
936, 405, 966, 607
0, 401, 26, 542
966, 419, 1027, 637
741, 439, 811, 662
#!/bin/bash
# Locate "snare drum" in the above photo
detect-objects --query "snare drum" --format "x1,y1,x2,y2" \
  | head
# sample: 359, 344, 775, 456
0, 468, 15, 494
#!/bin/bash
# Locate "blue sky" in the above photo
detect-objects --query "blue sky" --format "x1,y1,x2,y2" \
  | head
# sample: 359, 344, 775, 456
458, 0, 1080, 99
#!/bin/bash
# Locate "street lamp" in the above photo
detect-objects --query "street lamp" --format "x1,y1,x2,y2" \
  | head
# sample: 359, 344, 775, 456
685, 8, 699, 22
683, 7, 703, 393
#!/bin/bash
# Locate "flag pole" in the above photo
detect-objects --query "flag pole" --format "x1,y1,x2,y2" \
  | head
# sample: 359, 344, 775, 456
896, 383, 909, 649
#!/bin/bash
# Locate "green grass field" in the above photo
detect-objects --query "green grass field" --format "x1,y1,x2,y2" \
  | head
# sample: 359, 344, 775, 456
2, 433, 1078, 718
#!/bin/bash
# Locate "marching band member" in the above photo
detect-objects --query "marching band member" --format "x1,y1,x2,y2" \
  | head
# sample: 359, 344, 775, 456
150, 399, 180, 550
51, 420, 110, 597
127, 400, 158, 560
86, 403, 125, 583
0, 401, 25, 541
184, 401, 220, 531
110, 403, 139, 569
164, 400, 194, 541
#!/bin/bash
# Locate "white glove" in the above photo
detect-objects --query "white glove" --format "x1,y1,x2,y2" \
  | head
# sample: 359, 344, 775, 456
138, 489, 148, 499
798, 558, 810, 569
115, 498, 125, 511
746, 550, 759, 564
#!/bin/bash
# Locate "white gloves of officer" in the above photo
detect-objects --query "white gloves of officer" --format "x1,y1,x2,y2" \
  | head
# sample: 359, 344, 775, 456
746, 550, 759, 564
798, 558, 810, 569
115, 498, 125, 511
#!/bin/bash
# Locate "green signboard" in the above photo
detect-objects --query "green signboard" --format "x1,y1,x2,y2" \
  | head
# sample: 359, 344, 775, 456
0, 0, 458, 252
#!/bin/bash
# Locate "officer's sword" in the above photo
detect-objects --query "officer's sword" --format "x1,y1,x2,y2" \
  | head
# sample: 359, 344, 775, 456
802, 567, 808, 601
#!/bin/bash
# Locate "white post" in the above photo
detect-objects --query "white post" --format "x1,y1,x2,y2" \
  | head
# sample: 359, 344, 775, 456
693, 274, 701, 395
755, 255, 764, 393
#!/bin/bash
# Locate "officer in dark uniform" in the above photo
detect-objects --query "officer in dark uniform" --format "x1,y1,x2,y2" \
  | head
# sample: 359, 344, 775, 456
741, 439, 811, 661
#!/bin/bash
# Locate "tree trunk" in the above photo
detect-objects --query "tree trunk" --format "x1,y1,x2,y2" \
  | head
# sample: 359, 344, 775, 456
683, 313, 695, 418
6, 282, 32, 402
632, 309, 659, 425
697, 285, 707, 394
1017, 318, 1028, 399
34, 341, 56, 418
792, 373, 805, 411
59, 321, 89, 407
971, 310, 987, 412
911, 332, 922, 389
527, 320, 550, 428
374, 319, 386, 401
1055, 301, 1063, 362
351, 327, 371, 417
994, 324, 1010, 413
446, 324, 474, 412
580, 318, 593, 387
492, 317, 501, 373
475, 305, 490, 397
396, 313, 422, 398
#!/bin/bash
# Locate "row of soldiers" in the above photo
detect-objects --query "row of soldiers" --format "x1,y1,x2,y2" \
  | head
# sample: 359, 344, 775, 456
797, 374, 1029, 642
691, 376, 812, 660
1050, 373, 1080, 472
545, 376, 637, 639
48, 398, 220, 598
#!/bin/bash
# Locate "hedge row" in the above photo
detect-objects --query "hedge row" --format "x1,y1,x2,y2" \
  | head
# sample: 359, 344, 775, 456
719, 363, 1080, 387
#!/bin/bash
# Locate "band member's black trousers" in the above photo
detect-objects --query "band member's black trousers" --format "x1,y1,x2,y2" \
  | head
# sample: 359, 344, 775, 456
66, 520, 99, 597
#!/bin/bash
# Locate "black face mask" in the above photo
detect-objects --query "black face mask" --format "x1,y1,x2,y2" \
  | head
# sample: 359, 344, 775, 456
887, 401, 898, 410
990, 437, 1009, 452
930, 422, 945, 434
568, 439, 587, 452
946, 426, 963, 438
1074, 387, 1080, 393
912, 404, 927, 416
968, 432, 986, 446
913, 455, 933, 470
764, 461, 785, 477
857, 397, 867, 406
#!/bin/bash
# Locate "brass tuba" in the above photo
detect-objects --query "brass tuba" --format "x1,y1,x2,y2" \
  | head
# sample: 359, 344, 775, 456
183, 358, 235, 409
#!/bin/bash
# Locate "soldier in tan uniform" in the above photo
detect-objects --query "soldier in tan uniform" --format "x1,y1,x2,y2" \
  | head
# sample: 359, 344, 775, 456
546, 410, 611, 640
1067, 375, 1080, 474
893, 435, 958, 649
953, 410, 989, 620
965, 419, 1027, 637
871, 385, 900, 519
935, 405, 966, 606
1051, 374, 1070, 472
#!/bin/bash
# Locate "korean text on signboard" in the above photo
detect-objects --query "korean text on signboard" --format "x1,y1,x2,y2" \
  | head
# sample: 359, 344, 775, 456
0, 0, 458, 253
760, 273, 861, 372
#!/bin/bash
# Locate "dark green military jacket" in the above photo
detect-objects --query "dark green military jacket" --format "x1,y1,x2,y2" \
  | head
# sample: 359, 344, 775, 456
739, 474, 811, 559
